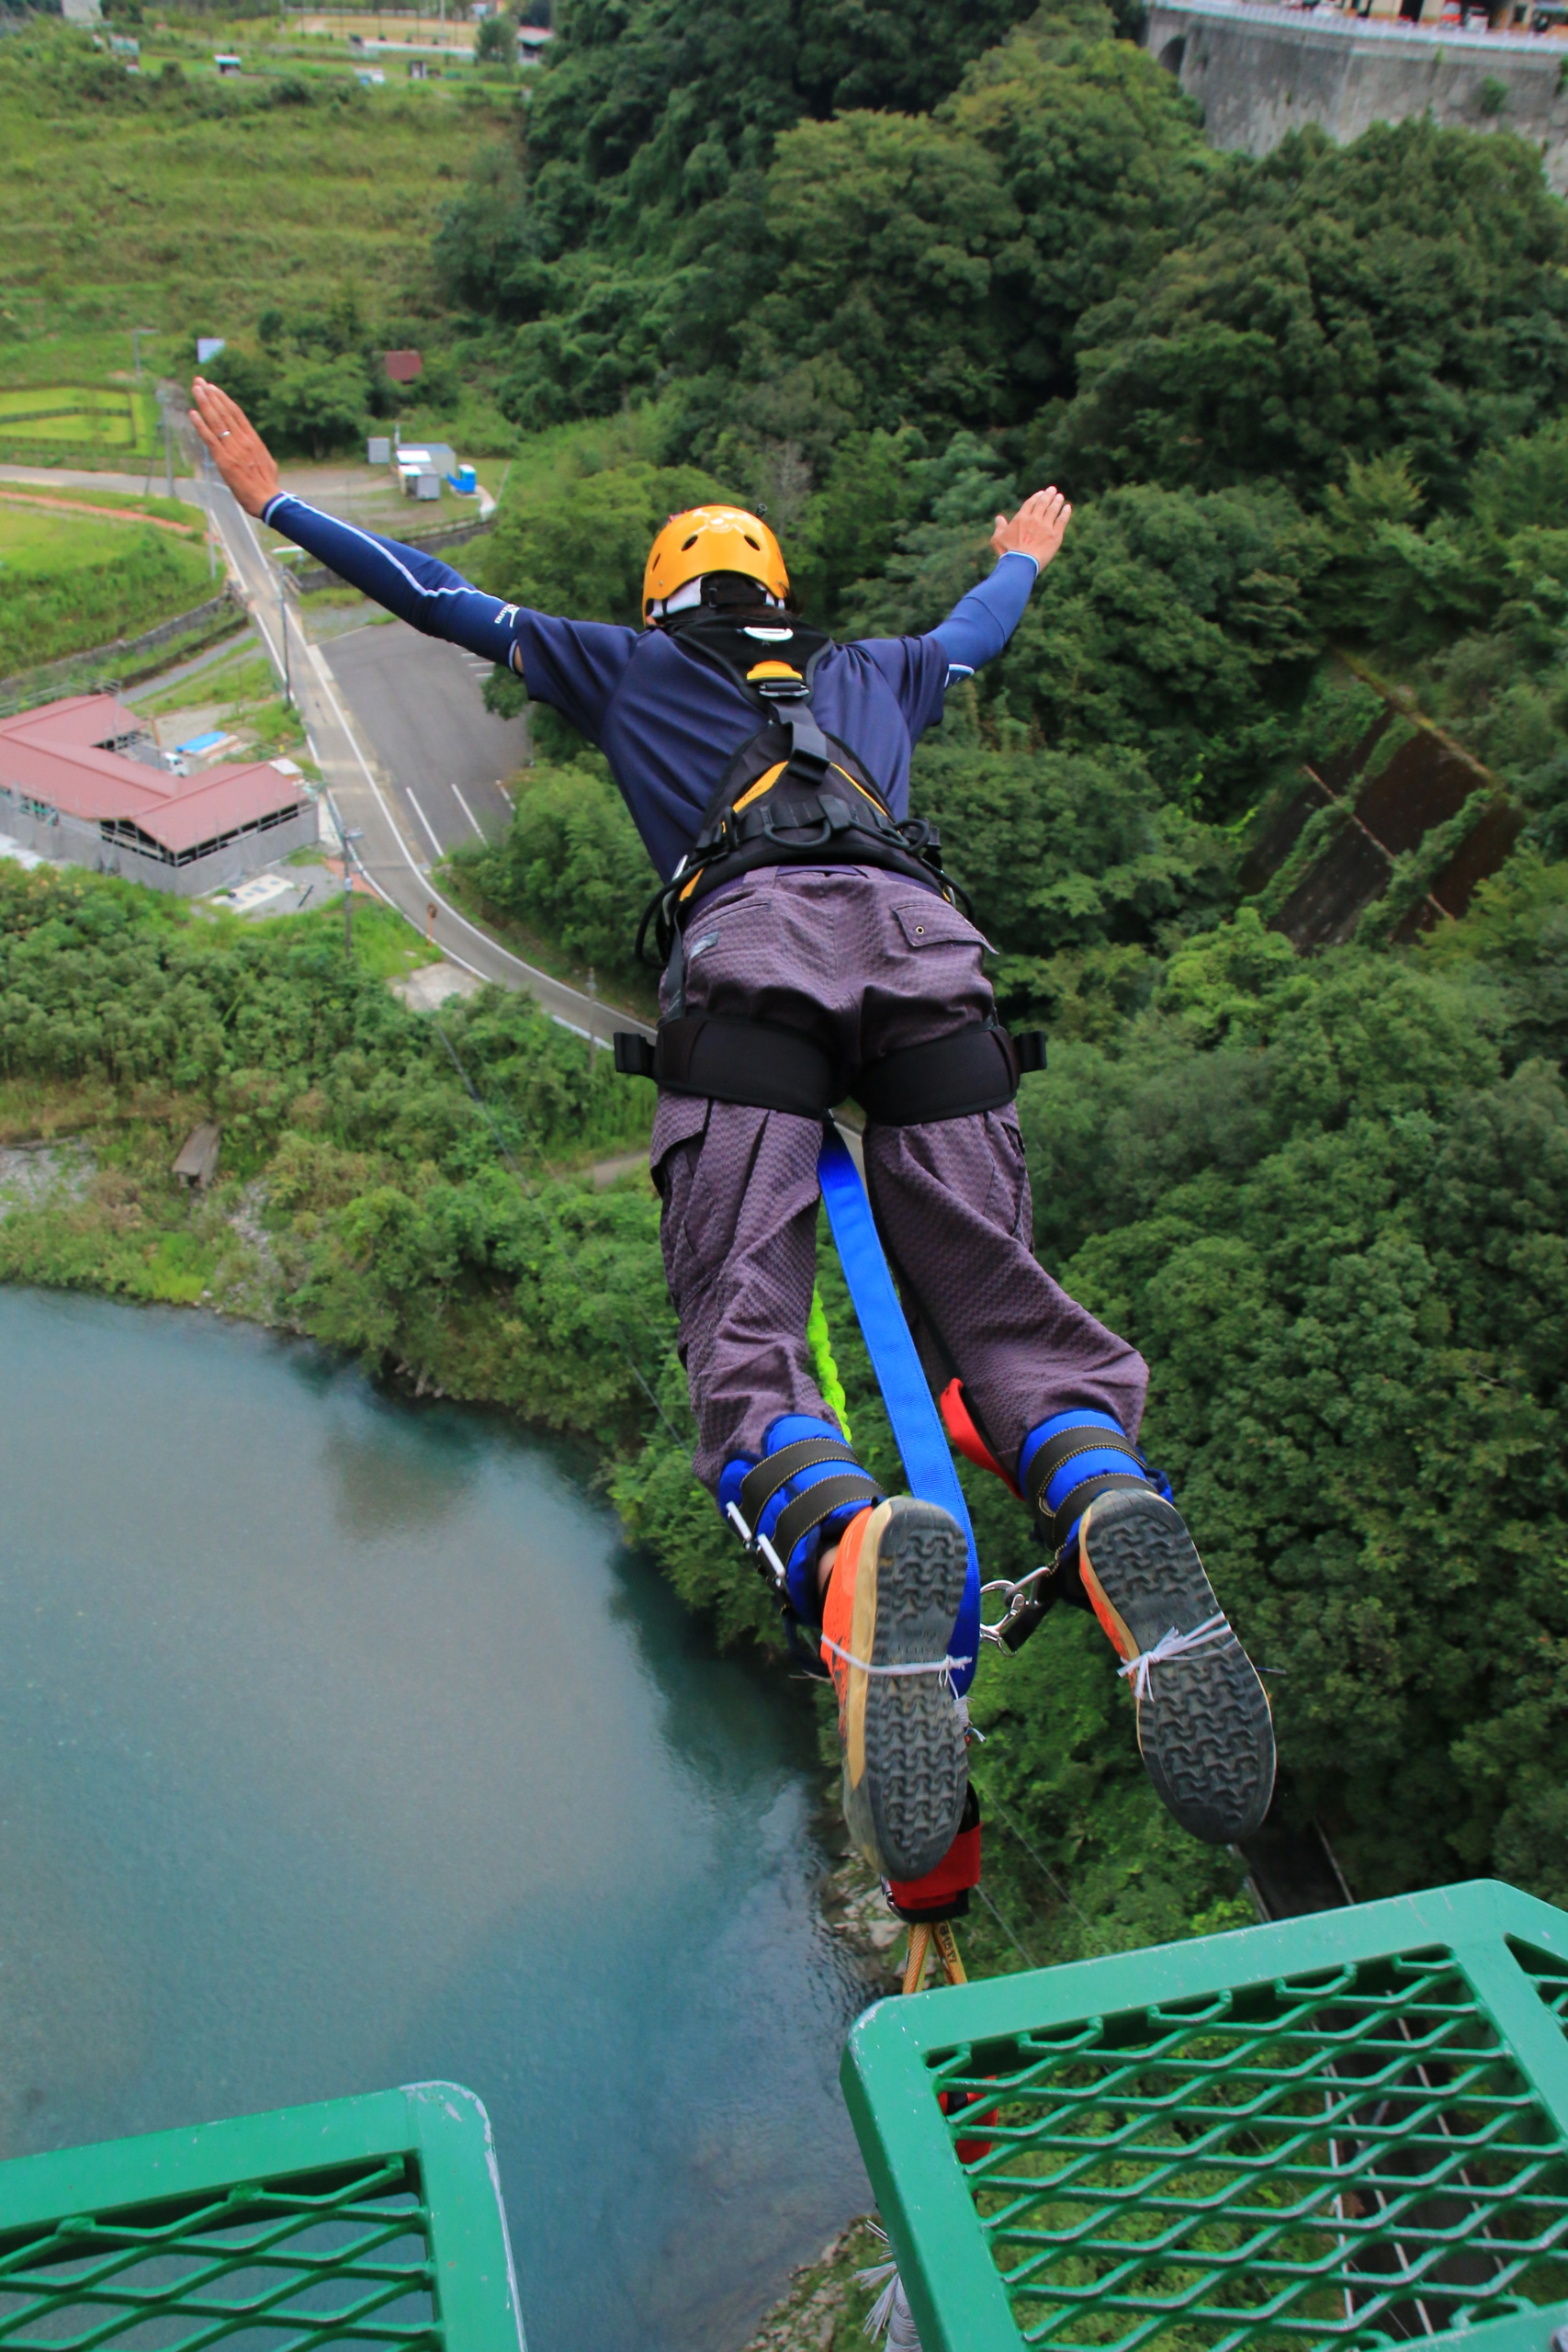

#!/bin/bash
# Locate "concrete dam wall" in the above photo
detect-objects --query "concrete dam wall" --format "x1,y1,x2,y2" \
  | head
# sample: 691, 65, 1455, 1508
1145, 0, 1568, 192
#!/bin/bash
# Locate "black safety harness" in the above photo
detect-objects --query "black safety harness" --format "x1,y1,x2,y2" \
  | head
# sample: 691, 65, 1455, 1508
614, 1009, 1044, 1125
617, 606, 1045, 1127
633, 608, 966, 968
1023, 1425, 1156, 1556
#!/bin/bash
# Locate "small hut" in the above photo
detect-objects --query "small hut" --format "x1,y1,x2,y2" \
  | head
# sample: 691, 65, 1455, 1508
173, 1124, 220, 1191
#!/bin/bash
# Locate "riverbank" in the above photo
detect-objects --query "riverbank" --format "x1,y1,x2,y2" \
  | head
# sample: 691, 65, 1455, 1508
0, 858, 1255, 1998
0, 855, 1259, 2013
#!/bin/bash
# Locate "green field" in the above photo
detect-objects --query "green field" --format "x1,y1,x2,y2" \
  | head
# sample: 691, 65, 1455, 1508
0, 503, 166, 573
0, 502, 212, 675
140, 645, 315, 769
0, 485, 195, 526
0, 381, 155, 451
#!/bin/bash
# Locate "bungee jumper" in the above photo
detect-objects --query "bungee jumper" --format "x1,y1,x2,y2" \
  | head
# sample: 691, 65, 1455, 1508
191, 378, 1276, 1913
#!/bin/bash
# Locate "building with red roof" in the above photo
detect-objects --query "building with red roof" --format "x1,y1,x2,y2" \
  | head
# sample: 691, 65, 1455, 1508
0, 694, 318, 896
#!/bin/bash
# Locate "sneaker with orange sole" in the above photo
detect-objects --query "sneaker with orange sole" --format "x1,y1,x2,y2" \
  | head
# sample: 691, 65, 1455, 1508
1078, 1487, 1276, 1844
821, 1496, 970, 1882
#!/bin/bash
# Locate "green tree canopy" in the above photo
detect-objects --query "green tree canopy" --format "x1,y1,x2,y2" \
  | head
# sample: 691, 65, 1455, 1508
1052, 118, 1568, 508
470, 458, 724, 624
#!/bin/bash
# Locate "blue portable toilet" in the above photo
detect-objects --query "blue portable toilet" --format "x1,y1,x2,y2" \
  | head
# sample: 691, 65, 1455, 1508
449, 463, 478, 495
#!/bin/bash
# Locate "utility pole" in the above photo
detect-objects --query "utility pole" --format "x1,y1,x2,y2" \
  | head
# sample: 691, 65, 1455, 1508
321, 789, 363, 957
278, 568, 292, 708
163, 408, 174, 500
342, 827, 364, 956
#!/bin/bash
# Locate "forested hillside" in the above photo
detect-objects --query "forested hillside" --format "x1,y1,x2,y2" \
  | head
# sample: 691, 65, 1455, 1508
427, 0, 1568, 1942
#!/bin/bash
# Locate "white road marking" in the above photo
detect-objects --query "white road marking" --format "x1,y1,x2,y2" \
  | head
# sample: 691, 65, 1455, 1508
406, 790, 444, 857
450, 785, 486, 840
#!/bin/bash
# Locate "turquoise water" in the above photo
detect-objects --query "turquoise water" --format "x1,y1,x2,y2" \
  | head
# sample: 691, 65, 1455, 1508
0, 1289, 871, 2351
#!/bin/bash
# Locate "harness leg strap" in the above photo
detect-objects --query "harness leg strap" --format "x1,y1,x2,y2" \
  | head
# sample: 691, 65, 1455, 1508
718, 1415, 883, 1619
1021, 1411, 1167, 1558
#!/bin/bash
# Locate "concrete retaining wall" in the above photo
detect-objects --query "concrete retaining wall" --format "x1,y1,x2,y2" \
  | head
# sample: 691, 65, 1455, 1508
1147, 0, 1568, 190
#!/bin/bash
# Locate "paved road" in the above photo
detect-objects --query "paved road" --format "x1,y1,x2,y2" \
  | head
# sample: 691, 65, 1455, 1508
327, 624, 519, 854
0, 465, 193, 496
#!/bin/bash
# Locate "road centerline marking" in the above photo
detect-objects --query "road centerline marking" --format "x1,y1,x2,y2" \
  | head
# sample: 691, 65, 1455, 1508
450, 785, 486, 840
407, 790, 445, 857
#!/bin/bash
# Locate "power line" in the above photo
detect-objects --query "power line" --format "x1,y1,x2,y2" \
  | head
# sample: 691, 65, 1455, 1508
970, 1775, 1102, 1951
974, 1883, 1038, 1970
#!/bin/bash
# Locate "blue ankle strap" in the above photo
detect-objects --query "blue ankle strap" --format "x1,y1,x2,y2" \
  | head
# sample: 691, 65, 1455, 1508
1021, 1410, 1167, 1554
719, 1415, 880, 1618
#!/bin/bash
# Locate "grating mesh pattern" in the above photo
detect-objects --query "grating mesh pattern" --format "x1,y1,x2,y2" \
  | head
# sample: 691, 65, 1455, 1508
929, 1947, 1568, 2352
1510, 1941, 1568, 2041
0, 2155, 438, 2352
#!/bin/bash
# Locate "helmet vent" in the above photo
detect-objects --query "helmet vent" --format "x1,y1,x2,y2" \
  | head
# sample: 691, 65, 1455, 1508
682, 535, 699, 551
744, 536, 760, 549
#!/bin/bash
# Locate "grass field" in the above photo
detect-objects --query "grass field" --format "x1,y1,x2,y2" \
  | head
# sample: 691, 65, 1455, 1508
0, 485, 197, 530
0, 503, 212, 674
0, 505, 153, 574
0, 382, 156, 451
0, 22, 515, 401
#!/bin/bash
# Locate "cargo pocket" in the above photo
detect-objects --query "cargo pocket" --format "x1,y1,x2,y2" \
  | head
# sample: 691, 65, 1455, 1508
892, 898, 991, 954
982, 1109, 1032, 1245
649, 1090, 710, 1206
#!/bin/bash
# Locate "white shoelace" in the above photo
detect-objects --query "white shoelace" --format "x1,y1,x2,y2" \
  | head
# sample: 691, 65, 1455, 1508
857, 2255, 923, 2348
819, 1635, 973, 1698
1117, 1611, 1232, 1701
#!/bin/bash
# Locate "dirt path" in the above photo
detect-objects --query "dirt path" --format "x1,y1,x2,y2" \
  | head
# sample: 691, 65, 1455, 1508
0, 490, 201, 537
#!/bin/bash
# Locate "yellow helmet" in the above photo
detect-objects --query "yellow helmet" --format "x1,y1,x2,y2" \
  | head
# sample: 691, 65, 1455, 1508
643, 505, 790, 621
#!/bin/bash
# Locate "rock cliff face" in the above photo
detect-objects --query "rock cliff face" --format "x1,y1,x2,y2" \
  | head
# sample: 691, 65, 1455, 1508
1147, 0, 1568, 193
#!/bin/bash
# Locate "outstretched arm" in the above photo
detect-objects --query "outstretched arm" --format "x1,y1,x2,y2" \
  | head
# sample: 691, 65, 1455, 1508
188, 378, 637, 731
931, 486, 1071, 680
190, 376, 524, 664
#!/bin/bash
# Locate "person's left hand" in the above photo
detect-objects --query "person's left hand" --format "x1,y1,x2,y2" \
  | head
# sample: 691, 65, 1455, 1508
188, 378, 281, 518
991, 487, 1071, 571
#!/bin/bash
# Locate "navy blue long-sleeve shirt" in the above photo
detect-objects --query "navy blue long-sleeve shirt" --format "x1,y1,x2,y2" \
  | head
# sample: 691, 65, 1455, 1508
262, 494, 1038, 880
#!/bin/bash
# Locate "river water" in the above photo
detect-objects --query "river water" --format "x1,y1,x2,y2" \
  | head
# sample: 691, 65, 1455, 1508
0, 1289, 872, 2352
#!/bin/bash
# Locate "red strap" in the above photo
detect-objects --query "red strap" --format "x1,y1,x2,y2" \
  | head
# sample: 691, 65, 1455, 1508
939, 1378, 1022, 1498
888, 1820, 981, 1909
940, 2086, 997, 2165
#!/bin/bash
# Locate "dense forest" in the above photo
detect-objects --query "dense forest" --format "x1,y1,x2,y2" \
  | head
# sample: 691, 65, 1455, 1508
9, 0, 1568, 1960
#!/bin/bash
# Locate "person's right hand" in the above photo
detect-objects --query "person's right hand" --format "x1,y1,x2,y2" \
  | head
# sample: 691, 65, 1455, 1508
991, 487, 1071, 572
188, 378, 281, 518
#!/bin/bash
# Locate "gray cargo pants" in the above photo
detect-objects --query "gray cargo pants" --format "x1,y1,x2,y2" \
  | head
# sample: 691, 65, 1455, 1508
649, 865, 1148, 1495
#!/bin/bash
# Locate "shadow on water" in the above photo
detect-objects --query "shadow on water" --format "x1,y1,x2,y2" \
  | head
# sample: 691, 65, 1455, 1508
0, 1289, 871, 2352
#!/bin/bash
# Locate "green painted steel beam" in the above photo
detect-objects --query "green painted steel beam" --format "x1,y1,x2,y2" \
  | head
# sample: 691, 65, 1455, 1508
0, 2082, 525, 2352
843, 1880, 1568, 2352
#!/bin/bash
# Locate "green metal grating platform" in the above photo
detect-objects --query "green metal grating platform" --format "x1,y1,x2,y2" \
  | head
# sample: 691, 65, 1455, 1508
0, 2083, 524, 2352
842, 1880, 1568, 2352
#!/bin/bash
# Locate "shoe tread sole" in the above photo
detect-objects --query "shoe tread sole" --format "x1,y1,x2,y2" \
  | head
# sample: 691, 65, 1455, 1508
1084, 1491, 1276, 1847
845, 1501, 969, 1883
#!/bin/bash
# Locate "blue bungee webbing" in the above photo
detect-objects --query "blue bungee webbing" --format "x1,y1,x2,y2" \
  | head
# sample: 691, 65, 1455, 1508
817, 1121, 980, 1694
